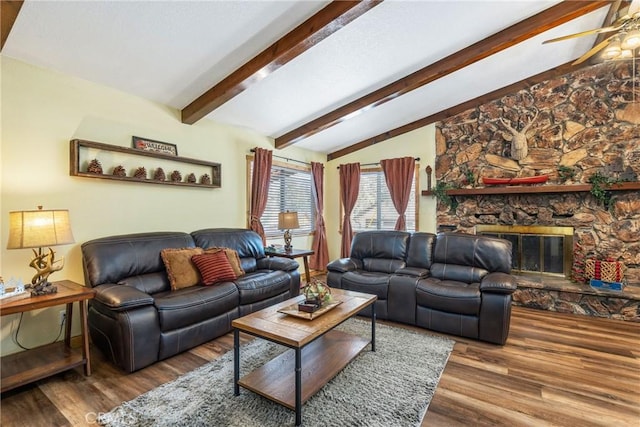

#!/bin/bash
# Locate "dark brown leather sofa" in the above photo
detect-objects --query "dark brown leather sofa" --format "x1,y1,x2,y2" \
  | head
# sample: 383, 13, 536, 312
81, 228, 300, 372
327, 231, 517, 344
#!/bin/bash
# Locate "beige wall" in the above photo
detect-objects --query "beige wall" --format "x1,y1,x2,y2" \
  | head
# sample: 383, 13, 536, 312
0, 58, 323, 355
325, 126, 437, 261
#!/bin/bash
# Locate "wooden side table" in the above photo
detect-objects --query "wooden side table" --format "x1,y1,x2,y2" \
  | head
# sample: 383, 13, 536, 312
0, 280, 95, 393
265, 248, 314, 284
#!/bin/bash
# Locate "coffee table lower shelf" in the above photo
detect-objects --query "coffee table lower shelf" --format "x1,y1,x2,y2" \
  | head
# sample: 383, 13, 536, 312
237, 329, 369, 410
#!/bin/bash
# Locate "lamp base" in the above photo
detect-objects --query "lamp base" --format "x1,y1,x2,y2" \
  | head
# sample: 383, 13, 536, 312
28, 247, 64, 295
27, 280, 58, 296
283, 229, 293, 252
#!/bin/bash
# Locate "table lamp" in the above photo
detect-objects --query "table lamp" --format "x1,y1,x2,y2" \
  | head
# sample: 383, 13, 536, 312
6, 206, 75, 295
278, 211, 299, 252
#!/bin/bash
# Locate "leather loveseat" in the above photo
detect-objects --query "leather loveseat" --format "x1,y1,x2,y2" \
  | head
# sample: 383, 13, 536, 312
81, 228, 300, 372
327, 231, 517, 344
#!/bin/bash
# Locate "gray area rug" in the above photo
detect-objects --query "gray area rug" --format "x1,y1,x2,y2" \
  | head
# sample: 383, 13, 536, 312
99, 318, 454, 427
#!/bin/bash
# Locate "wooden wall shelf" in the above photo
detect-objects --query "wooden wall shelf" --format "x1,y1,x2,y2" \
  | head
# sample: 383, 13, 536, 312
70, 139, 221, 188
422, 182, 640, 196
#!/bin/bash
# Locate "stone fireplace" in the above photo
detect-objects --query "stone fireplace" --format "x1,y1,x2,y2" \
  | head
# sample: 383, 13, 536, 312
430, 61, 639, 321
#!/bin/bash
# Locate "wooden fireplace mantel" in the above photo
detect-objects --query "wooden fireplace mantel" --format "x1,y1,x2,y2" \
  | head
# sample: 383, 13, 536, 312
421, 182, 640, 197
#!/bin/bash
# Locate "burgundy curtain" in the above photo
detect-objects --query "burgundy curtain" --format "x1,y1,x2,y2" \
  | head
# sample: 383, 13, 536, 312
381, 157, 415, 231
309, 162, 329, 271
340, 163, 360, 257
249, 147, 272, 245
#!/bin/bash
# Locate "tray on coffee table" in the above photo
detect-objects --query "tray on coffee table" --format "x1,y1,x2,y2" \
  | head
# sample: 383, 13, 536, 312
278, 300, 343, 320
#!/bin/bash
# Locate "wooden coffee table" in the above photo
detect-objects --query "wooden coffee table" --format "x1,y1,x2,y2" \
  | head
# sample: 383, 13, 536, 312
232, 288, 377, 426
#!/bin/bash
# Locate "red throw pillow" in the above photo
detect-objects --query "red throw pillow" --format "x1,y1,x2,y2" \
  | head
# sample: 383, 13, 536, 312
191, 252, 237, 285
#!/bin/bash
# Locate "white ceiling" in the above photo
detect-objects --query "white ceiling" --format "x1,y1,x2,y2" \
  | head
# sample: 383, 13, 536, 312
2, 0, 612, 156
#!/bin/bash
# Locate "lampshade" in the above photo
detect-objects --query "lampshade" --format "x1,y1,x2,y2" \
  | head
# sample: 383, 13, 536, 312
278, 211, 300, 230
7, 208, 75, 249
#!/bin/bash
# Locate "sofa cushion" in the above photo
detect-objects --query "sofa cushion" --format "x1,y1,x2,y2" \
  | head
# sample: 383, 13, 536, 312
161, 247, 204, 290
416, 278, 481, 315
234, 270, 291, 305
191, 228, 265, 273
405, 232, 436, 269
430, 262, 489, 284
82, 232, 195, 288
205, 247, 245, 277
350, 231, 410, 263
341, 271, 389, 299
192, 252, 238, 285
433, 232, 512, 275
153, 282, 238, 332
117, 272, 170, 295
362, 258, 406, 274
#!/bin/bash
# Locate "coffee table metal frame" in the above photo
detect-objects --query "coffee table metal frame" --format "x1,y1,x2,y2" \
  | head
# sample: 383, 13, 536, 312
233, 289, 376, 426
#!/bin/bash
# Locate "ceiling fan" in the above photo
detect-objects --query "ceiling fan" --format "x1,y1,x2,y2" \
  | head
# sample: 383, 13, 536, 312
543, 0, 640, 65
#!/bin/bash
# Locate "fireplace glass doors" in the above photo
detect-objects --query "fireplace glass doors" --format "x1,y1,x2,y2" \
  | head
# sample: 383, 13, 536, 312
476, 225, 573, 278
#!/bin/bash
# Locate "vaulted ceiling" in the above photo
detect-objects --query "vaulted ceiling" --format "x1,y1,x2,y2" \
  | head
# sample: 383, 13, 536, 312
1, 1, 623, 160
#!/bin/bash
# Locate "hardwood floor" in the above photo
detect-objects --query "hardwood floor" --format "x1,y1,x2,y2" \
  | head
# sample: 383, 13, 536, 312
1, 307, 638, 426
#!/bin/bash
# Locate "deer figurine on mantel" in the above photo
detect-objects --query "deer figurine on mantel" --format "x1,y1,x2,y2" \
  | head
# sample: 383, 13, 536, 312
498, 107, 539, 161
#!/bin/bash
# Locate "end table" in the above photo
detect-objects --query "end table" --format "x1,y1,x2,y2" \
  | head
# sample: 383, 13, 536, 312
265, 248, 314, 284
0, 280, 95, 393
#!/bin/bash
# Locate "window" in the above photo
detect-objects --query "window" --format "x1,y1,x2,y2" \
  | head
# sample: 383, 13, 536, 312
248, 158, 315, 238
348, 166, 418, 232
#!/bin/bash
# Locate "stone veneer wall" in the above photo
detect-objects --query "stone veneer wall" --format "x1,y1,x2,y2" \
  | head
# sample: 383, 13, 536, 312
434, 61, 640, 288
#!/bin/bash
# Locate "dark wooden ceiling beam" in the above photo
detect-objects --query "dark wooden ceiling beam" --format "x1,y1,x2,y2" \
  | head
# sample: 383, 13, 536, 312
1, 1, 24, 51
326, 60, 582, 161
181, 0, 382, 125
276, 0, 613, 149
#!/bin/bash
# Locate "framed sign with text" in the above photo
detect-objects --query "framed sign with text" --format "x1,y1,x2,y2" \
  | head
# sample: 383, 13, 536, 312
132, 136, 178, 156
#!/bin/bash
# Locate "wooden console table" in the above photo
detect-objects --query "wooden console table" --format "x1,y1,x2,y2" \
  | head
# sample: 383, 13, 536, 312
0, 280, 95, 393
265, 248, 314, 284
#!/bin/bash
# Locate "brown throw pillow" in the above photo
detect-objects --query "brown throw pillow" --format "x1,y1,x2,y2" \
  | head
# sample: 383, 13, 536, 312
161, 247, 204, 290
192, 252, 237, 286
205, 247, 245, 277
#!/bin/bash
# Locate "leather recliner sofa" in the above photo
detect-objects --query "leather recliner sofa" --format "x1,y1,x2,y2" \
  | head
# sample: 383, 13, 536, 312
81, 228, 300, 372
327, 231, 517, 344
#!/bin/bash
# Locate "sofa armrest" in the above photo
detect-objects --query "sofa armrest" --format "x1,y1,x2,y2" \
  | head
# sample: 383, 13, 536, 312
394, 267, 429, 278
327, 258, 362, 273
480, 272, 517, 294
93, 284, 154, 311
256, 257, 299, 272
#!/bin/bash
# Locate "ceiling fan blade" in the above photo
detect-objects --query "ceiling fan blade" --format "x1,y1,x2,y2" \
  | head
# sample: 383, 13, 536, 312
572, 36, 614, 65
542, 25, 621, 44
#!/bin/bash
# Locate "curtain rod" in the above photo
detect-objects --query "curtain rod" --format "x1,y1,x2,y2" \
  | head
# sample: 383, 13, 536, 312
336, 157, 420, 169
250, 149, 311, 166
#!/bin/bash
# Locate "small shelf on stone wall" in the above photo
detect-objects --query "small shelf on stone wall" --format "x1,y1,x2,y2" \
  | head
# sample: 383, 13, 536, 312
421, 182, 640, 197
70, 139, 221, 188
